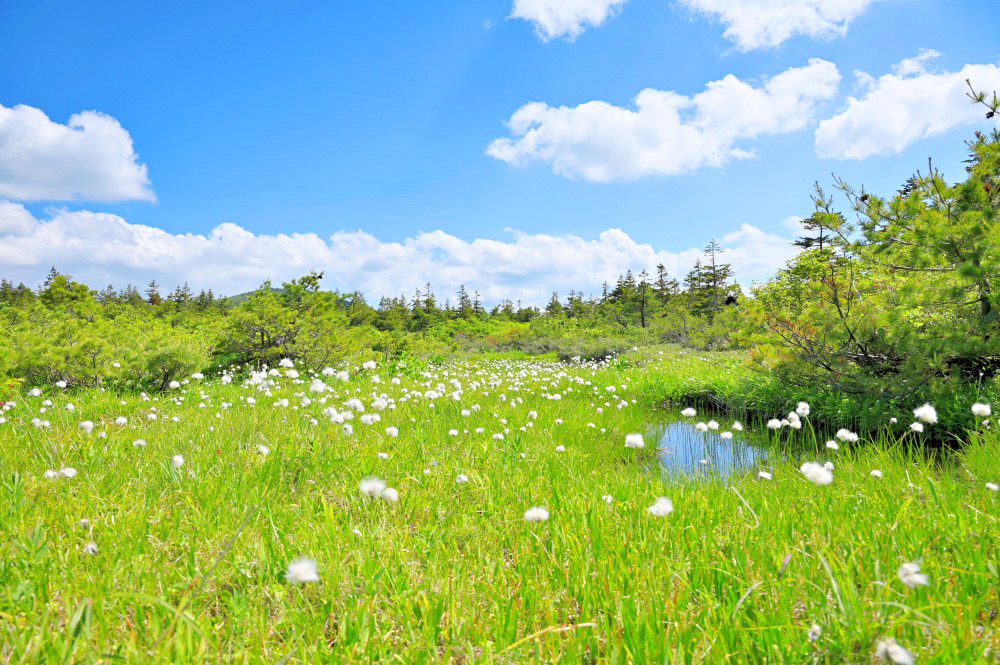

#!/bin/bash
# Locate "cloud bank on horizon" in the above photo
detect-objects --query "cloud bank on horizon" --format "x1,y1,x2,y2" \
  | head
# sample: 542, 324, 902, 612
0, 200, 801, 305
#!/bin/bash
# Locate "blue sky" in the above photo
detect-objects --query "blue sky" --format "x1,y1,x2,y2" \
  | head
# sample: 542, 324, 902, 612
1, 0, 998, 303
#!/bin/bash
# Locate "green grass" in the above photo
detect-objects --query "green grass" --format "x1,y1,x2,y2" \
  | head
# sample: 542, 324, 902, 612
1, 353, 998, 663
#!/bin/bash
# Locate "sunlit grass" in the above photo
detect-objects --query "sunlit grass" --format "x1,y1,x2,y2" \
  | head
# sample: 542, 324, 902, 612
1, 353, 997, 663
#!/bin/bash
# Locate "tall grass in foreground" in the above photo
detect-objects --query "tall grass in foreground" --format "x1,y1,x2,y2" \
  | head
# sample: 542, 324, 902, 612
0, 355, 998, 663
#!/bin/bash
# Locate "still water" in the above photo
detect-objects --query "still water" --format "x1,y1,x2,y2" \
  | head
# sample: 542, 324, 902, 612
649, 417, 770, 477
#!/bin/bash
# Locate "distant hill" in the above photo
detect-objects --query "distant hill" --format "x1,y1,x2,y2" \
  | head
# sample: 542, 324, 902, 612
222, 287, 285, 306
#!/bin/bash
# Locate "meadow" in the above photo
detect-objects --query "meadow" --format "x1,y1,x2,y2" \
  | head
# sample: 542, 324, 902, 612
1, 349, 998, 664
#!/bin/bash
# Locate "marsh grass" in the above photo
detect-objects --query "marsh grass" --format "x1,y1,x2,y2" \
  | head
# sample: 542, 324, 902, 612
0, 354, 998, 663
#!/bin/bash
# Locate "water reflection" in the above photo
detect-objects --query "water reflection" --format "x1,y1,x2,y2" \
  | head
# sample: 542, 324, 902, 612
650, 419, 768, 477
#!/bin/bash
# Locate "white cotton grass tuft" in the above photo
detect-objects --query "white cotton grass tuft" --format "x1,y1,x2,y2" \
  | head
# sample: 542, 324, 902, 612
694, 422, 708, 432
986, 482, 998, 492
757, 471, 772, 481
807, 623, 821, 642
554, 445, 565, 453
455, 474, 469, 484
795, 401, 810, 417
83, 542, 98, 555
825, 440, 839, 450
523, 506, 549, 522
359, 476, 387, 498
285, 557, 319, 584
972, 402, 991, 417
897, 561, 929, 588
909, 422, 924, 433
835, 428, 859, 443
680, 407, 696, 418
171, 455, 184, 469
133, 439, 146, 448
731, 421, 743, 431
257, 444, 269, 456
913, 403, 937, 424
648, 497, 673, 517
720, 431, 733, 440
799, 462, 832, 485
766, 419, 782, 430
870, 469, 883, 478
875, 637, 914, 665
624, 433, 644, 449
379, 487, 399, 503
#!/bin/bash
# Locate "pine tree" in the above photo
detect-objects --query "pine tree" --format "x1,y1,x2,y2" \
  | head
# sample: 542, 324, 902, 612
146, 280, 162, 305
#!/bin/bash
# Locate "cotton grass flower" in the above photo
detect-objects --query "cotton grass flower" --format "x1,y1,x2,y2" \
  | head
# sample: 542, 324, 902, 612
79, 421, 94, 435
523, 506, 549, 522
720, 431, 733, 440
825, 440, 839, 450
835, 428, 858, 443
731, 421, 743, 431
168, 381, 181, 390
648, 497, 673, 517
807, 623, 821, 642
870, 469, 883, 478
694, 422, 708, 432
913, 403, 937, 424
83, 542, 98, 555
909, 422, 924, 433
799, 462, 832, 485
986, 482, 998, 491
257, 444, 269, 456
680, 407, 696, 418
285, 557, 319, 584
379, 487, 399, 503
796, 401, 810, 417
972, 402, 992, 417
171, 455, 184, 469
897, 562, 929, 588
624, 433, 644, 449
766, 419, 782, 430
360, 476, 387, 498
455, 474, 469, 484
757, 471, 772, 481
876, 638, 914, 665
133, 439, 146, 448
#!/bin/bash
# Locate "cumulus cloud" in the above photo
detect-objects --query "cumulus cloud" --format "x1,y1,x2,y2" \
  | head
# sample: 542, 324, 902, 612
512, 0, 886, 47
0, 103, 154, 202
510, 0, 628, 41
675, 0, 887, 51
0, 202, 800, 305
815, 52, 1000, 160
487, 59, 840, 181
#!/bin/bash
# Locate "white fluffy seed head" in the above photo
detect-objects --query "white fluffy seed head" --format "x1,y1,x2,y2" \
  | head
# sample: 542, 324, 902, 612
913, 402, 937, 424
359, 476, 387, 498
799, 462, 832, 485
896, 562, 929, 588
648, 497, 673, 517
523, 506, 549, 522
285, 557, 319, 584
972, 402, 992, 417
624, 433, 644, 449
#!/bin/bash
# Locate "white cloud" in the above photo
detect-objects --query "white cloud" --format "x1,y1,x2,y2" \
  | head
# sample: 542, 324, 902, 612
675, 0, 886, 51
0, 202, 800, 305
510, 0, 628, 41
487, 59, 840, 181
816, 52, 1000, 160
513, 0, 885, 48
0, 103, 154, 202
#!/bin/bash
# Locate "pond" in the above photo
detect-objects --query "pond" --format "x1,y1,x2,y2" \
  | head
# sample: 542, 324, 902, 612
648, 417, 770, 477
